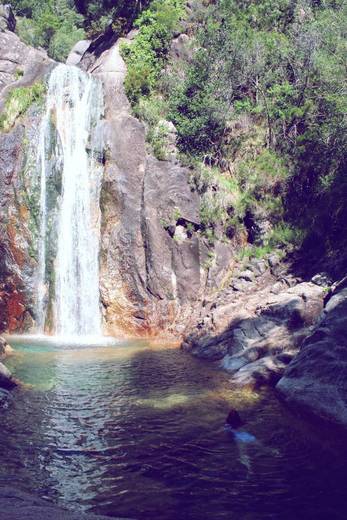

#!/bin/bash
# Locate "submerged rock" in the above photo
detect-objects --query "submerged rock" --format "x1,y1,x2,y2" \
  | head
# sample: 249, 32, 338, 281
277, 285, 347, 428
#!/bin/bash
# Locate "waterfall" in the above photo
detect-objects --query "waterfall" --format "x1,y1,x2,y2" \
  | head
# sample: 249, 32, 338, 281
37, 64, 104, 336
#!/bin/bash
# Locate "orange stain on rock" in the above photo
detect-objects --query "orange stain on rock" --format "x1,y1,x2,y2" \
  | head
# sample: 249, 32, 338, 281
7, 291, 26, 332
7, 223, 26, 268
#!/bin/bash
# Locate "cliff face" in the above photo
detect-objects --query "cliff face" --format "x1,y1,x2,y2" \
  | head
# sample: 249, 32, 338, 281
0, 17, 234, 337
79, 39, 233, 337
0, 9, 53, 332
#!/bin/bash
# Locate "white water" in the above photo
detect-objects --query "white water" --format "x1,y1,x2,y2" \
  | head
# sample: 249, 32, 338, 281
37, 64, 104, 336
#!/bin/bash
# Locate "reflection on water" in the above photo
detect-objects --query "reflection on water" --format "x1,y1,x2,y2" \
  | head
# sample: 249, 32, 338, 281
0, 338, 346, 520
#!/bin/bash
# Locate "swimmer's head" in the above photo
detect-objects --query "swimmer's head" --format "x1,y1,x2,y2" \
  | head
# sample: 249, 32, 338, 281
226, 409, 243, 429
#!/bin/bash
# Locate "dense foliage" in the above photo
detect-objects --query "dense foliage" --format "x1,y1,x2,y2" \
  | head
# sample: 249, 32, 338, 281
9, 0, 148, 61
124, 0, 347, 263
0, 82, 46, 131
120, 0, 184, 104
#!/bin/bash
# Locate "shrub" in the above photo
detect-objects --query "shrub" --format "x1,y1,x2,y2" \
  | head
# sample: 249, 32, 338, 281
121, 0, 185, 105
0, 82, 46, 132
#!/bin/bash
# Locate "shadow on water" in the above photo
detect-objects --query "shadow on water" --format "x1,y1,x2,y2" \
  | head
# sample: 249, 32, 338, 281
0, 340, 347, 520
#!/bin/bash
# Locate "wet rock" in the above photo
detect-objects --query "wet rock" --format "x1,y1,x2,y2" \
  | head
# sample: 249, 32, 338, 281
0, 336, 13, 358
0, 387, 9, 405
0, 361, 17, 390
0, 11, 55, 335
277, 286, 347, 428
222, 346, 266, 375
88, 40, 231, 337
187, 335, 229, 361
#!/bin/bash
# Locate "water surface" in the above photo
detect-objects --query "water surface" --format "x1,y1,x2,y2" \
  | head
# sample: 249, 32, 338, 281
0, 338, 346, 519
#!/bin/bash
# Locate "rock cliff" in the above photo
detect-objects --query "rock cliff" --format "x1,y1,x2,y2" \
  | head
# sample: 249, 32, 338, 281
277, 281, 347, 428
0, 15, 234, 336
68, 37, 234, 337
0, 8, 53, 332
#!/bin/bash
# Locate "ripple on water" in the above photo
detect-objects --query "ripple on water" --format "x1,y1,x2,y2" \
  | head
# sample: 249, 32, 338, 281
0, 337, 346, 520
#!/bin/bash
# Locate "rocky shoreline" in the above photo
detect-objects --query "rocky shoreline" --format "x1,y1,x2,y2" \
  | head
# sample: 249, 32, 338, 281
182, 257, 347, 428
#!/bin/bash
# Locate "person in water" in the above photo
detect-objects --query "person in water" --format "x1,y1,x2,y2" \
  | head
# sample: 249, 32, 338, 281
225, 409, 256, 443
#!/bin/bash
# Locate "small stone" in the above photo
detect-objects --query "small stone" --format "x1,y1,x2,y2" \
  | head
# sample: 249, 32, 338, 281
271, 282, 285, 294
232, 279, 250, 292
268, 253, 280, 268
311, 273, 332, 287
249, 259, 267, 275
0, 337, 13, 358
238, 269, 255, 282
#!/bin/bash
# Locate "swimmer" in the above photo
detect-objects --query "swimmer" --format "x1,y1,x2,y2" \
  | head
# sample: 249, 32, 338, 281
224, 409, 256, 476
224, 409, 256, 443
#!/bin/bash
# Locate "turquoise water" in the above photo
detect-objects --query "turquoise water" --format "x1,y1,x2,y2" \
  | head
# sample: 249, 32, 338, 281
0, 338, 346, 519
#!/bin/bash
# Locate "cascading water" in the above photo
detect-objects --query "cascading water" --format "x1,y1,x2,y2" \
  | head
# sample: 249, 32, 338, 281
37, 64, 104, 336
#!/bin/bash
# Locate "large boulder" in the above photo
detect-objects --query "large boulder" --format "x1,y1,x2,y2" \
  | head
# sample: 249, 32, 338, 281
0, 23, 53, 111
277, 285, 347, 428
183, 280, 325, 388
66, 40, 91, 66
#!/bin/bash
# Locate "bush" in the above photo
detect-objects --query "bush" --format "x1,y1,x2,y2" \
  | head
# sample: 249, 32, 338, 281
121, 0, 185, 104
0, 82, 46, 132
48, 25, 85, 61
13, 0, 86, 62
268, 223, 306, 249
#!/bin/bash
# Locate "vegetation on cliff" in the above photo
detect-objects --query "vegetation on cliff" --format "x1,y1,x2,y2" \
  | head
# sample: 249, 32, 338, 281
5, 0, 347, 271
0, 81, 45, 131
122, 0, 347, 269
